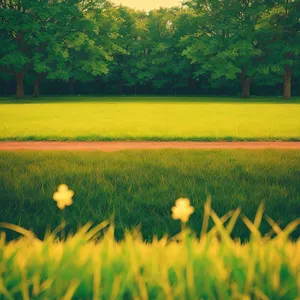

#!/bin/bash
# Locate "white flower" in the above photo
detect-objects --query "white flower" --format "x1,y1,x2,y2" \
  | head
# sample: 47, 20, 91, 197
53, 184, 74, 210
171, 198, 194, 223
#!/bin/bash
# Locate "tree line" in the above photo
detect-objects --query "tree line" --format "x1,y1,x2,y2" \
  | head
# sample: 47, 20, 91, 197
0, 0, 299, 99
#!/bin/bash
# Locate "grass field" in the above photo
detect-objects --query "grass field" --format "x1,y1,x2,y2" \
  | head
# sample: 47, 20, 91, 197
1, 97, 300, 298
1, 96, 300, 141
0, 150, 299, 241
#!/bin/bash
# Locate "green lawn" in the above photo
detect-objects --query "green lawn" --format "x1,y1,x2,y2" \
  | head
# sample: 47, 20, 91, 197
1, 96, 300, 141
0, 150, 299, 241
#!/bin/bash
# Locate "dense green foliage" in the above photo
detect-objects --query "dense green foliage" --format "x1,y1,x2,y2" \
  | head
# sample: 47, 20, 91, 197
1, 96, 300, 141
0, 204, 299, 299
0, 150, 299, 241
0, 0, 299, 98
183, 0, 300, 99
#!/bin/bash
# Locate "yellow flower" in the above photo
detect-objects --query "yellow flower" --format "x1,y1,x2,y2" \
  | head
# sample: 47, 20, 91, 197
53, 184, 74, 210
171, 198, 194, 223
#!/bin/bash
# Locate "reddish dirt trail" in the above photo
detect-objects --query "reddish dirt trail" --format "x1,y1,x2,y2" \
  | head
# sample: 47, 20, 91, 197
0, 141, 300, 151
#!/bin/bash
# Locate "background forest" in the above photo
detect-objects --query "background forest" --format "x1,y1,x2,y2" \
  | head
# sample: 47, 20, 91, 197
0, 0, 299, 98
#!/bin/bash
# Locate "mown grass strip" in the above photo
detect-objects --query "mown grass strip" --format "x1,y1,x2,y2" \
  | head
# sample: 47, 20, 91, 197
1, 136, 300, 142
1, 97, 300, 141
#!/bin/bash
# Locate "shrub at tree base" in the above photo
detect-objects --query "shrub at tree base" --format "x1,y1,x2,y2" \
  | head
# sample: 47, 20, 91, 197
0, 203, 299, 299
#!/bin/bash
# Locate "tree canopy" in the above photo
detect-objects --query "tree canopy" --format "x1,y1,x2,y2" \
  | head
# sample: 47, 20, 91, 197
0, 0, 299, 98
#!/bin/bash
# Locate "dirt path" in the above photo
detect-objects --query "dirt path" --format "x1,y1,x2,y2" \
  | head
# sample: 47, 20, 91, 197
0, 141, 300, 151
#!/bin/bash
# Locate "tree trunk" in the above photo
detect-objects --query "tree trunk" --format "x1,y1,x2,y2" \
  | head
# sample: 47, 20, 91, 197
240, 68, 253, 98
70, 77, 75, 95
16, 72, 25, 98
117, 82, 123, 94
283, 64, 292, 100
188, 76, 196, 93
33, 76, 40, 97
241, 77, 252, 98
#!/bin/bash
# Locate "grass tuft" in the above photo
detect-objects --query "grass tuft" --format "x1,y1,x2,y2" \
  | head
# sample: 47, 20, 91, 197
0, 203, 299, 299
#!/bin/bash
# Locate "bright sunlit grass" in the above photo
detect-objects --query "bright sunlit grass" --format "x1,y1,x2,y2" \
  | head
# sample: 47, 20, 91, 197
0, 200, 299, 299
1, 96, 300, 141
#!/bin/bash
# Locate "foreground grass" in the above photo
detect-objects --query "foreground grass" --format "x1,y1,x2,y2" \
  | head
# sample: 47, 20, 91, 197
1, 96, 300, 141
0, 204, 299, 300
0, 150, 299, 241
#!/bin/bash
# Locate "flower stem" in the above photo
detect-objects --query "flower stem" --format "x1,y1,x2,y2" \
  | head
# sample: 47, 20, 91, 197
61, 210, 66, 241
181, 222, 187, 241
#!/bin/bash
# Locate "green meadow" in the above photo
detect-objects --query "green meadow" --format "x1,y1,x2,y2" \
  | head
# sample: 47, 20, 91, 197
1, 0, 300, 296
1, 97, 300, 299
0, 150, 299, 241
1, 96, 300, 141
